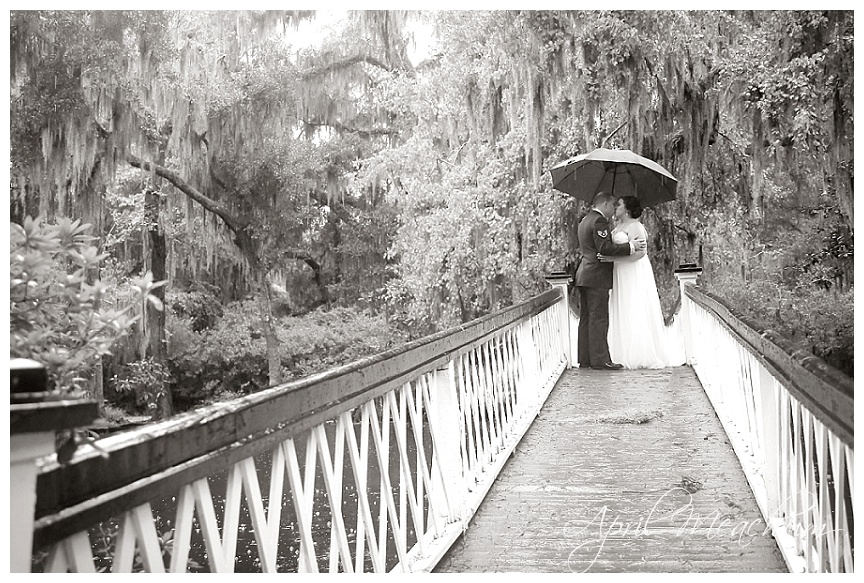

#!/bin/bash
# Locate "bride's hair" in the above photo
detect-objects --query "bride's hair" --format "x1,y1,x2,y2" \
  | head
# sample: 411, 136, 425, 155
620, 196, 643, 219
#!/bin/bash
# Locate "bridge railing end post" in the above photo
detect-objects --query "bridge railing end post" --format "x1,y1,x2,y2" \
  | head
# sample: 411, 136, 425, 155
544, 271, 573, 368
10, 359, 99, 573
673, 264, 703, 366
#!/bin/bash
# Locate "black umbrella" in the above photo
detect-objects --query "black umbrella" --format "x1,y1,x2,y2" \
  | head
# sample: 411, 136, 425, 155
550, 147, 677, 207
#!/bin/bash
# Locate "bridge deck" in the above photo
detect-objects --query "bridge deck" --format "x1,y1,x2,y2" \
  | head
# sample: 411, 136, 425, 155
435, 366, 787, 573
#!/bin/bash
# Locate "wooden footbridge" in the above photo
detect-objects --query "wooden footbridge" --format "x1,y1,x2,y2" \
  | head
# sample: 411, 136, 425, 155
10, 269, 854, 573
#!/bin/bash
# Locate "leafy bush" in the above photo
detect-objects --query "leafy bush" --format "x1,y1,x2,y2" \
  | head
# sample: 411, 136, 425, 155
9, 216, 164, 393
700, 199, 853, 379
278, 306, 409, 379
166, 301, 407, 411
167, 282, 224, 332
99, 402, 134, 426
705, 276, 853, 378
110, 357, 172, 414
803, 295, 854, 376
166, 299, 267, 409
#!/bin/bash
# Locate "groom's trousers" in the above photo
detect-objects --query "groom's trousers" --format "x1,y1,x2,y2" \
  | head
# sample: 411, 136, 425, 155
577, 286, 612, 367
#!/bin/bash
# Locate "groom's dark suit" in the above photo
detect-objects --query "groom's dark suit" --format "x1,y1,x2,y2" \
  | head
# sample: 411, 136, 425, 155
574, 208, 634, 368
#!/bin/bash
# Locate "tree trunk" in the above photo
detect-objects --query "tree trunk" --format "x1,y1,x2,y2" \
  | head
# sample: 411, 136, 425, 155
91, 361, 104, 412
144, 188, 173, 419
84, 265, 106, 412
260, 273, 283, 387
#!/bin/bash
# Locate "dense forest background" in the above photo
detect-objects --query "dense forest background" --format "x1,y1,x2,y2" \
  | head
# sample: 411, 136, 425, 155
8, 10, 853, 424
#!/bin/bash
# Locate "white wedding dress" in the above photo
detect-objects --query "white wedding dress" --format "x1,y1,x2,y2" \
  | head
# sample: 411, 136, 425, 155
608, 226, 685, 369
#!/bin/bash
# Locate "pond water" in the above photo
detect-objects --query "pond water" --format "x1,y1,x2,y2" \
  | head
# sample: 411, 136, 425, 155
36, 417, 435, 573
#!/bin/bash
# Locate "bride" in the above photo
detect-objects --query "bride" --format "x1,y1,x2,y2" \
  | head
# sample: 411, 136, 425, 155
599, 196, 685, 369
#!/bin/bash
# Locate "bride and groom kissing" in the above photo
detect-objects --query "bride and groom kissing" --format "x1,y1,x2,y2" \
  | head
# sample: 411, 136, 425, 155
574, 191, 684, 371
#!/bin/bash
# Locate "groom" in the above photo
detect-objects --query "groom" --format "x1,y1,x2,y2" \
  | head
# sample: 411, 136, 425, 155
575, 192, 646, 370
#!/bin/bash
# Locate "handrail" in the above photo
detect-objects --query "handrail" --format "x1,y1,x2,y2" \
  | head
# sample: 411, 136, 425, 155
29, 287, 568, 572
684, 286, 853, 445
681, 282, 854, 573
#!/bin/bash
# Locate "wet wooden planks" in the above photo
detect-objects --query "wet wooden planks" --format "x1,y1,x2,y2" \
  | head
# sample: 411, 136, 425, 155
434, 366, 787, 573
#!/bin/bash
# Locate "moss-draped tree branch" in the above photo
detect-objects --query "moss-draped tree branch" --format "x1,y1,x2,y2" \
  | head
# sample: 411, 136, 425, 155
127, 156, 246, 235
127, 155, 330, 284
302, 119, 398, 138
127, 155, 263, 273
301, 53, 399, 81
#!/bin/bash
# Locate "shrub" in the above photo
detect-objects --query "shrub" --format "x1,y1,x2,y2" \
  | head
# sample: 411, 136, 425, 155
99, 403, 133, 425
167, 282, 223, 332
9, 216, 164, 393
165, 301, 407, 410
278, 305, 409, 379
705, 276, 853, 378
110, 357, 172, 414
167, 299, 268, 410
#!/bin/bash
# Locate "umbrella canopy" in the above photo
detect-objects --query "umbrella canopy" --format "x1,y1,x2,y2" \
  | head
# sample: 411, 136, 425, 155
550, 147, 677, 207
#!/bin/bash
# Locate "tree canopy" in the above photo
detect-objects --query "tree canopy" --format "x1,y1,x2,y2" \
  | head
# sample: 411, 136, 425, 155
9, 10, 853, 407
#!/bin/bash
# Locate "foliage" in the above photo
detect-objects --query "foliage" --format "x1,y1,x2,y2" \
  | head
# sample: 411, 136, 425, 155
166, 301, 406, 410
102, 171, 148, 250
167, 282, 224, 332
11, 10, 373, 390
351, 10, 852, 380
696, 187, 853, 378
279, 305, 408, 378
166, 300, 267, 407
110, 357, 172, 414
98, 402, 134, 426
723, 11, 854, 223
776, 205, 853, 292
9, 10, 853, 414
9, 10, 401, 294
9, 216, 164, 393
705, 276, 853, 378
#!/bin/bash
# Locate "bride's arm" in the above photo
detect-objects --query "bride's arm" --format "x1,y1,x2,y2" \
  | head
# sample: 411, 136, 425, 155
628, 231, 647, 261
600, 226, 646, 262
625, 224, 647, 260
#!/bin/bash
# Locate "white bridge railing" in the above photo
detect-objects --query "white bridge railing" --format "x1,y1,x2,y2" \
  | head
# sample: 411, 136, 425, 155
22, 283, 570, 573
677, 271, 854, 573
20, 268, 851, 573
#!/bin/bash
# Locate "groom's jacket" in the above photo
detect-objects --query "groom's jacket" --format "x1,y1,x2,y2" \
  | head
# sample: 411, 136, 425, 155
574, 209, 632, 289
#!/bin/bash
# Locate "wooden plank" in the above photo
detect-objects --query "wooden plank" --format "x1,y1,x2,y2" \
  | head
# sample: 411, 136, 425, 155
435, 367, 788, 573
12, 400, 99, 433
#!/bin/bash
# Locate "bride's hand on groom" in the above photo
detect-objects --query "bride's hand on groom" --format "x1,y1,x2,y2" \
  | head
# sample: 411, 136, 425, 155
597, 253, 613, 262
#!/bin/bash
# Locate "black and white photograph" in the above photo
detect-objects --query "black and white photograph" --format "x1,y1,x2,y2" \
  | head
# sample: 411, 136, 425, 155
6, 7, 855, 574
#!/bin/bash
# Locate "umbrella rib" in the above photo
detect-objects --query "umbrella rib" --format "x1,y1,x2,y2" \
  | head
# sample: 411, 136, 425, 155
623, 164, 637, 198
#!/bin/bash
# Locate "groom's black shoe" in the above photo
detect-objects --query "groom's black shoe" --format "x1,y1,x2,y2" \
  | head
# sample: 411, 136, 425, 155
591, 362, 624, 370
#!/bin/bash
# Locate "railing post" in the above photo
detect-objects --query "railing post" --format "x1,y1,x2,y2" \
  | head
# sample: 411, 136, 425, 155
11, 439, 56, 572
757, 367, 782, 531
10, 358, 99, 573
10, 359, 52, 573
673, 263, 703, 365
428, 363, 464, 523
544, 271, 573, 367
